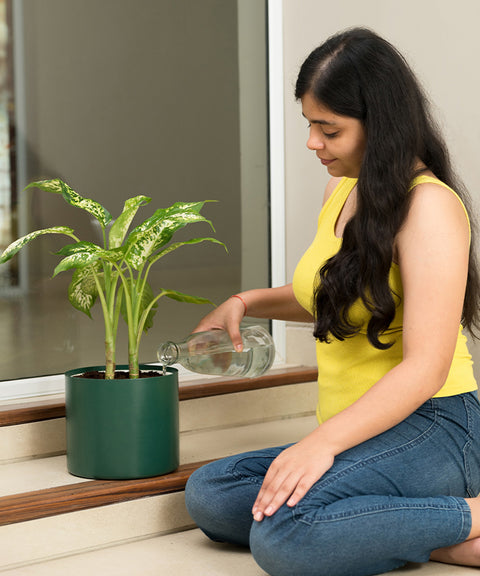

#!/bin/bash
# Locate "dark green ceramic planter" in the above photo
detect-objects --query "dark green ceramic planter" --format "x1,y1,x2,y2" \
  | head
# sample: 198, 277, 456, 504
65, 365, 179, 480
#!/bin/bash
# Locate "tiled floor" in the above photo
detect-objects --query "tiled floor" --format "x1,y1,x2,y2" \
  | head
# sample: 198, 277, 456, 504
1, 528, 478, 576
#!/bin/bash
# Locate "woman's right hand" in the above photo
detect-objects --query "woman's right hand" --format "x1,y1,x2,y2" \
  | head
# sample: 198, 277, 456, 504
192, 296, 246, 351
192, 284, 312, 351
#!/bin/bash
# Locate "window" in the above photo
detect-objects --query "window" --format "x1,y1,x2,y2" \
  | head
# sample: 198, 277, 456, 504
0, 0, 273, 397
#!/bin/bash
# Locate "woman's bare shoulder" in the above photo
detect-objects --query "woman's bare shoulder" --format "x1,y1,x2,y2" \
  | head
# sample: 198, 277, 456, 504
322, 177, 343, 206
407, 179, 469, 234
397, 179, 470, 262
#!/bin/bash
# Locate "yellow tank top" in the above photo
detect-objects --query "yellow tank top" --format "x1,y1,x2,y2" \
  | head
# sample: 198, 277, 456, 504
292, 176, 477, 423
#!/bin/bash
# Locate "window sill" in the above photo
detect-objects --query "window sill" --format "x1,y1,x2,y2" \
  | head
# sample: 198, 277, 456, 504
0, 365, 318, 427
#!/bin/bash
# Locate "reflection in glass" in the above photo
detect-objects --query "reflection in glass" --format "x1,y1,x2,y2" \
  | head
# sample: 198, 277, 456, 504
0, 0, 16, 289
0, 0, 269, 383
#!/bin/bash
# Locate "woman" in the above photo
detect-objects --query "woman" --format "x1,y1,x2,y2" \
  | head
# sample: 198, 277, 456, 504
185, 28, 480, 575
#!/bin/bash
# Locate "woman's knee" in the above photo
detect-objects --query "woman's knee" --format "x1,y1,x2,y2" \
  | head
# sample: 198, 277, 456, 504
250, 512, 348, 576
185, 463, 218, 522
249, 511, 315, 576
185, 460, 255, 547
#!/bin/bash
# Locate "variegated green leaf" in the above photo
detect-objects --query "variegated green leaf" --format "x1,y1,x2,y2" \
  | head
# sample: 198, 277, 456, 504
99, 247, 126, 263
26, 179, 112, 228
0, 226, 76, 264
54, 254, 102, 277
162, 289, 214, 306
55, 241, 100, 256
56, 241, 125, 264
25, 178, 65, 194
68, 265, 101, 317
151, 237, 226, 265
109, 195, 151, 249
124, 201, 214, 270
53, 246, 103, 277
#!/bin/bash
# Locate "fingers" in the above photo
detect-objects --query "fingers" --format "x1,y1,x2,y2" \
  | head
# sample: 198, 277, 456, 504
285, 475, 317, 508
192, 297, 245, 343
226, 320, 244, 352
252, 467, 292, 521
252, 469, 317, 521
252, 455, 295, 520
251, 441, 335, 522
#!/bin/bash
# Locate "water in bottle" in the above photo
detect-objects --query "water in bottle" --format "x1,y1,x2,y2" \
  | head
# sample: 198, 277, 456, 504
157, 325, 275, 378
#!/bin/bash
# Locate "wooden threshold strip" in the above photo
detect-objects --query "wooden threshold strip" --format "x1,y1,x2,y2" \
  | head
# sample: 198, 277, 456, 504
0, 459, 213, 527
0, 366, 317, 427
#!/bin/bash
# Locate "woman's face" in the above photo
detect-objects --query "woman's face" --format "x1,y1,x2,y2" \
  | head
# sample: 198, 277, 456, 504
301, 92, 366, 178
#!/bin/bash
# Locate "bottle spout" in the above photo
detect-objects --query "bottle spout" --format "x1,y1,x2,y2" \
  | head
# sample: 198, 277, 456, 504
157, 342, 179, 366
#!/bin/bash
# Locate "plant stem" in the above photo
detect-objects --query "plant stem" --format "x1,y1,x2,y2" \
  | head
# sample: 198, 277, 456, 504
91, 268, 116, 379
114, 263, 139, 378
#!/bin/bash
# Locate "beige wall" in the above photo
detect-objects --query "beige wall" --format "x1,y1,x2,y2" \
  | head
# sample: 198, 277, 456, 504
282, 0, 480, 374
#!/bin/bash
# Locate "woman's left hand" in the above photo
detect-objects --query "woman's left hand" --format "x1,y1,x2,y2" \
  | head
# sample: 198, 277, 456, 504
252, 431, 335, 521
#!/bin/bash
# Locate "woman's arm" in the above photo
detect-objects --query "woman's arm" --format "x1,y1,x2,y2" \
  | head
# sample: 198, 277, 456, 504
234, 285, 314, 322
193, 284, 313, 350
193, 178, 339, 346
252, 180, 471, 520
195, 177, 337, 345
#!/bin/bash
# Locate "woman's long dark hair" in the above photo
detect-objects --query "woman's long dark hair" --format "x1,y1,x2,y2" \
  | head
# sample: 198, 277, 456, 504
295, 27, 480, 349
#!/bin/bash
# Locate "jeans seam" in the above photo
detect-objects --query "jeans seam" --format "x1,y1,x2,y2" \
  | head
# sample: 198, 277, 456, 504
451, 496, 473, 544
462, 396, 477, 497
293, 497, 471, 530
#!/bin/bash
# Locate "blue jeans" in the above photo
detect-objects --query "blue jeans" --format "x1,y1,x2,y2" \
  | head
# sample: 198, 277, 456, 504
185, 392, 480, 576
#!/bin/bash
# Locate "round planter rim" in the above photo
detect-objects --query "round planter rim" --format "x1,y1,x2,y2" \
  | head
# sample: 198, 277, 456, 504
65, 365, 178, 379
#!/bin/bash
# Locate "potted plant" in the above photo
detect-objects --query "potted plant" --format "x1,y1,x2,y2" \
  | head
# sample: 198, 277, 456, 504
0, 178, 225, 479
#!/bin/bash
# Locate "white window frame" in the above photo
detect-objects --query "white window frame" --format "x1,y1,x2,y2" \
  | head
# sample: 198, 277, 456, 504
268, 0, 287, 362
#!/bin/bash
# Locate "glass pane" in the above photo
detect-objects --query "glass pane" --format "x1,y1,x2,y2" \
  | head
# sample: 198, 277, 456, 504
0, 0, 269, 381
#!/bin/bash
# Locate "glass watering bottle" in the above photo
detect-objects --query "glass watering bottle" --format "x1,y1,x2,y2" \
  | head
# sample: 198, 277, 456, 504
157, 325, 275, 378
